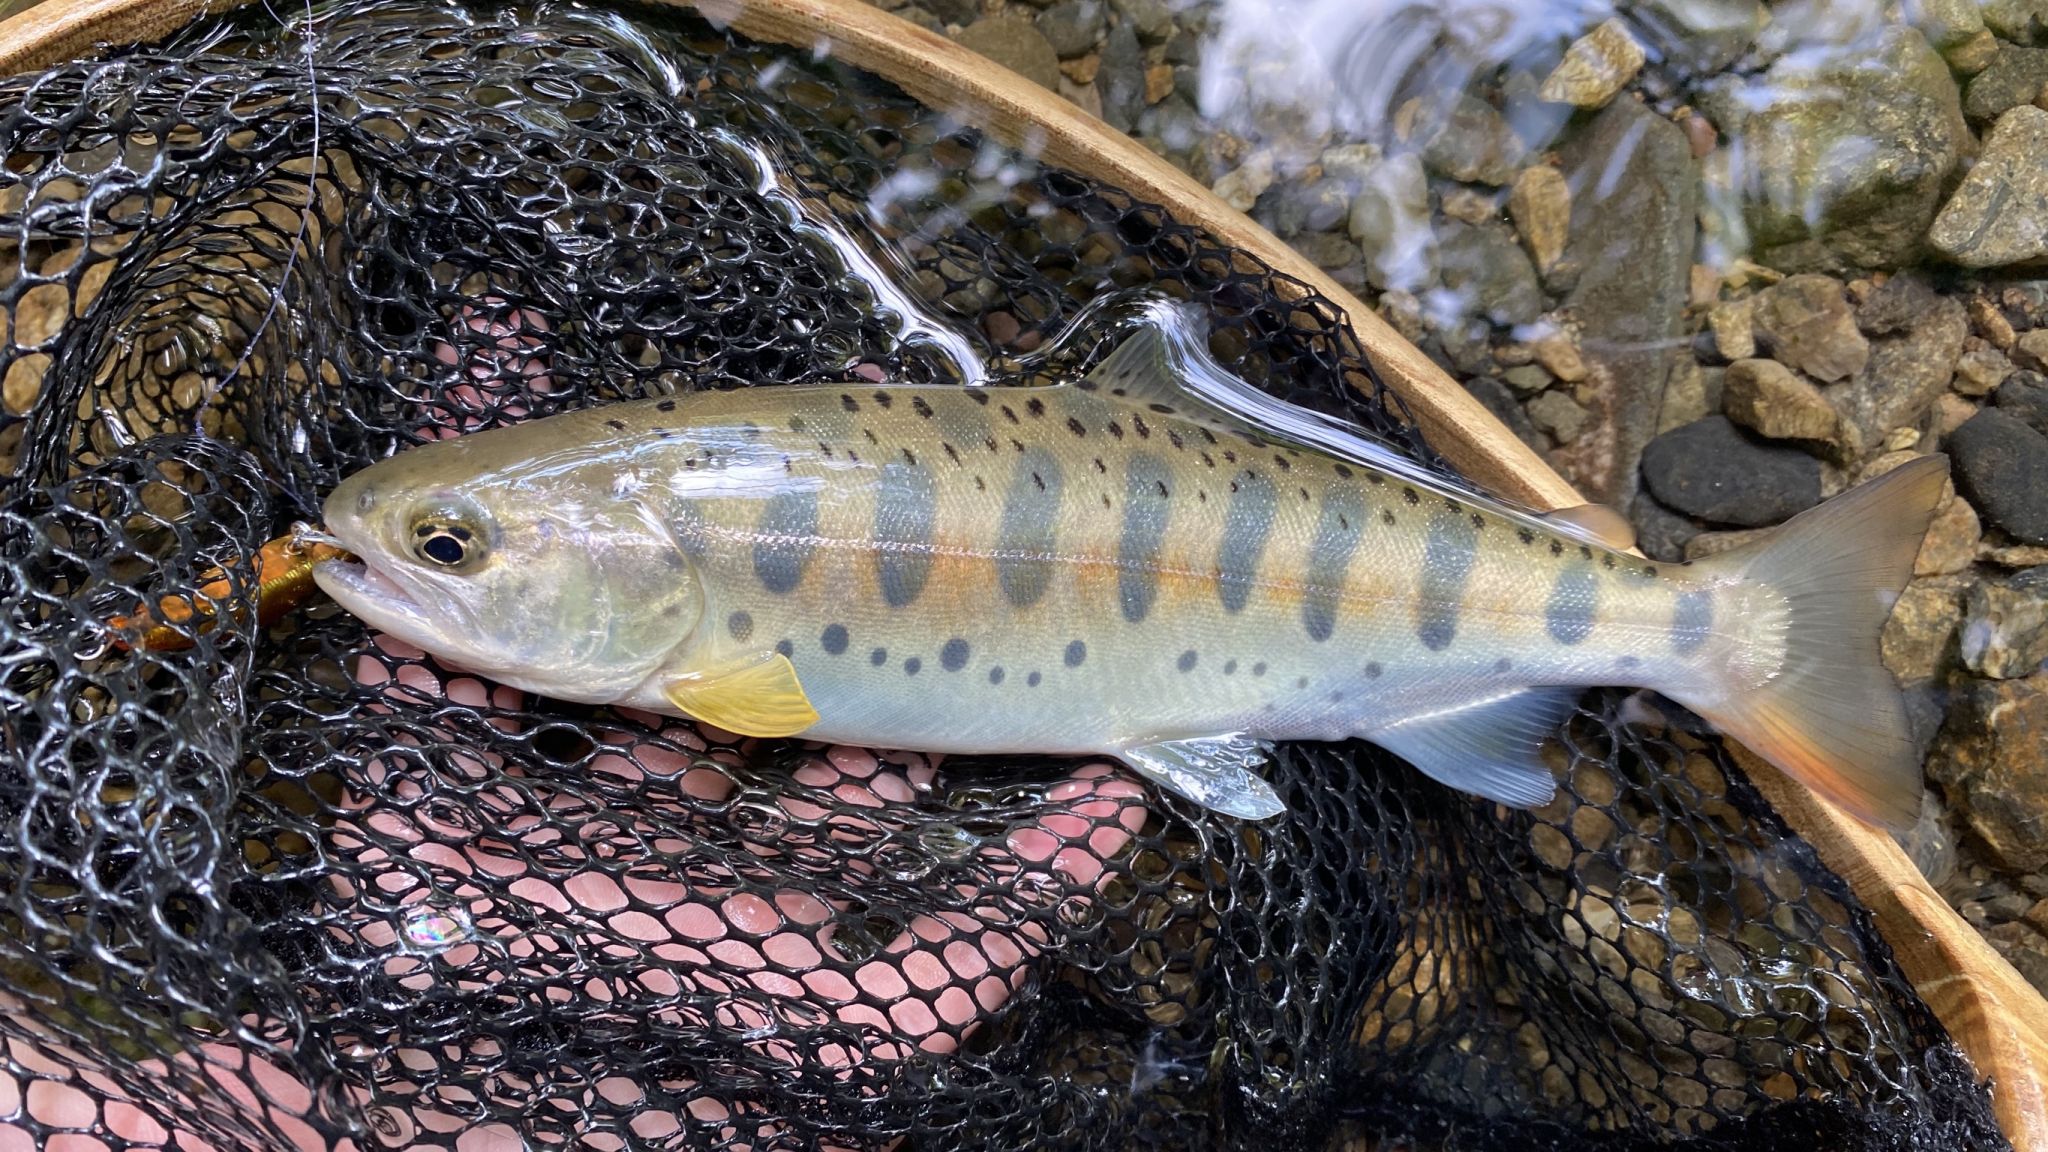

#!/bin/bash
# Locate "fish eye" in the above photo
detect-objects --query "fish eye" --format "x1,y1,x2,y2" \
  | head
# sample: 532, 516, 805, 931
408, 504, 491, 570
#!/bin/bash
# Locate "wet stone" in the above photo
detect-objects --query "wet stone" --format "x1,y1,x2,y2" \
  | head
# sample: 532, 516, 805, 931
1835, 287, 1968, 461
1750, 275, 1868, 384
1931, 106, 2048, 269
1707, 298, 1755, 362
1465, 376, 1546, 452
1979, 0, 2048, 42
1418, 94, 1525, 187
1703, 26, 1967, 269
1929, 672, 2048, 873
1906, 0, 1989, 53
1949, 409, 2048, 545
1437, 220, 1544, 327
1998, 370, 2048, 436
954, 14, 1062, 90
1882, 575, 1967, 683
2015, 330, 2048, 373
1108, 0, 1173, 43
1509, 164, 1570, 275
1634, 0, 1764, 73
1212, 154, 1274, 212
1658, 361, 1724, 433
1629, 492, 1701, 563
1035, 0, 1105, 58
1539, 18, 1646, 110
1722, 358, 1838, 442
1640, 415, 1822, 527
1528, 391, 1591, 443
1954, 343, 2014, 398
1963, 44, 2048, 122
1961, 566, 2048, 679
1096, 22, 1146, 132
1349, 153, 1433, 291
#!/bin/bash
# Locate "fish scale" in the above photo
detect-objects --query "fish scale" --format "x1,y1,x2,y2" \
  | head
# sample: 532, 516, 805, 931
316, 320, 1951, 827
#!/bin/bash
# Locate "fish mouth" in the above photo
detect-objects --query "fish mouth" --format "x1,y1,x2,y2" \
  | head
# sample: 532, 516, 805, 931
312, 554, 445, 648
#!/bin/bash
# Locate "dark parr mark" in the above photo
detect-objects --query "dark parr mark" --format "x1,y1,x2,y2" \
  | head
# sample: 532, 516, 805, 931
1216, 469, 1278, 613
904, 656, 922, 675
989, 666, 1006, 685
870, 647, 888, 666
727, 611, 754, 642
874, 458, 937, 608
1415, 511, 1478, 651
1672, 590, 1714, 655
753, 489, 819, 594
1224, 659, 1238, 674
821, 624, 849, 655
941, 638, 970, 671
1546, 565, 1598, 646
997, 448, 1064, 607
1064, 639, 1087, 667
1028, 671, 1042, 687
1302, 485, 1366, 642
1118, 454, 1173, 623
1177, 649, 1198, 672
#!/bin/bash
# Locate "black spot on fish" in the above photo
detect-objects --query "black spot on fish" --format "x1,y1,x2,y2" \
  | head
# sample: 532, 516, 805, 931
1365, 662, 1382, 678
1517, 528, 1535, 545
969, 391, 989, 406
1167, 430, 1184, 450
1495, 658, 1512, 673
913, 396, 934, 419
775, 639, 794, 658
1001, 405, 1019, 424
1470, 513, 1484, 530
1177, 649, 1198, 672
870, 647, 888, 665
1028, 671, 1042, 687
821, 624, 848, 655
1618, 655, 1642, 670
902, 448, 917, 466
905, 657, 921, 675
1077, 379, 1098, 392
605, 418, 627, 432
1132, 414, 1150, 439
1402, 487, 1420, 505
658, 399, 677, 413
819, 442, 834, 459
1101, 494, 1112, 509
989, 666, 1006, 684
1580, 546, 1595, 561
941, 638, 970, 671
1067, 417, 1087, 437
1252, 662, 1267, 677
1602, 554, 1616, 570
974, 475, 987, 491
864, 429, 879, 445
1550, 541, 1565, 556
1642, 565, 1659, 579
727, 611, 754, 641
1224, 659, 1237, 674
847, 449, 861, 463
1149, 403, 1174, 414
1011, 439, 1025, 453
985, 437, 1000, 453
1107, 421, 1124, 439
1333, 463, 1352, 478
1199, 451, 1215, 468
1274, 455, 1291, 471
1368, 474, 1384, 486
1032, 472, 1046, 491
841, 394, 859, 412
1296, 676, 1309, 688
1027, 398, 1045, 418
1381, 510, 1396, 526
1300, 488, 1312, 502
943, 442, 961, 464
1065, 640, 1087, 667
1156, 480, 1170, 498
1094, 458, 1107, 473
872, 391, 893, 409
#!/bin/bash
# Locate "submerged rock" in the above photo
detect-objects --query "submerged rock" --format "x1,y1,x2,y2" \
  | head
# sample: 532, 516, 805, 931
1633, 0, 1764, 74
1750, 274, 1869, 383
1509, 164, 1570, 275
1950, 409, 2048, 545
1555, 99, 1698, 506
1702, 26, 1967, 269
1963, 44, 2048, 122
1999, 371, 2048, 435
1833, 285, 1968, 460
1417, 94, 1524, 187
1348, 154, 1434, 292
1436, 221, 1544, 327
1931, 106, 2048, 269
1723, 358, 1838, 441
953, 14, 1061, 91
1640, 415, 1823, 526
1539, 19, 1646, 110
1930, 673, 2048, 874
1961, 566, 2048, 678
1883, 574, 1967, 683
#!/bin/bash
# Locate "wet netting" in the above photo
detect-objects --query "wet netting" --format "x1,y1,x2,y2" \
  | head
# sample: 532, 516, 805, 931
0, 1, 2012, 1148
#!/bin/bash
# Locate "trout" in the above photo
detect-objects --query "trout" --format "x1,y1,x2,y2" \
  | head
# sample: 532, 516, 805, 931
313, 312, 1945, 827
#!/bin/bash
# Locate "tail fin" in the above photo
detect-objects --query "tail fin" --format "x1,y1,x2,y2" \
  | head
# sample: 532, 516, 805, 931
1674, 455, 1949, 831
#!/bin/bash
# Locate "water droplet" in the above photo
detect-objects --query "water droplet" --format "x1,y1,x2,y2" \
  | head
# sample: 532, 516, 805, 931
915, 822, 982, 861
399, 903, 472, 951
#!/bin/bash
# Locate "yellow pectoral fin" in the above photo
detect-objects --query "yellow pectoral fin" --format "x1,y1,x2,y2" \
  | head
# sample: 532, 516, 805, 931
663, 653, 821, 738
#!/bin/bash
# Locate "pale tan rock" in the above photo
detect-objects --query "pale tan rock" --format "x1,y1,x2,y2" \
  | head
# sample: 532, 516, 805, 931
1531, 330, 1587, 382
1936, 392, 1981, 436
1539, 19, 1646, 109
1211, 153, 1274, 211
1864, 451, 1983, 576
1724, 358, 1839, 441
1144, 63, 1174, 105
1971, 295, 2018, 349
1657, 360, 1723, 433
1955, 341, 2015, 397
1882, 575, 1967, 682
1708, 298, 1755, 361
2015, 328, 2048, 371
1508, 164, 1570, 273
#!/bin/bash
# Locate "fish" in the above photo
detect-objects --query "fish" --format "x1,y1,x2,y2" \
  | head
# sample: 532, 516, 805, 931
311, 304, 1947, 829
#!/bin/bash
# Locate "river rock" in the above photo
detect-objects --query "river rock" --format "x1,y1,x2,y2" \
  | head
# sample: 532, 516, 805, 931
1629, 493, 1700, 562
1633, 0, 1763, 74
1931, 106, 2048, 269
1906, 0, 1988, 54
1882, 574, 1967, 683
1833, 286, 1968, 461
1108, 0, 1173, 43
1509, 164, 1570, 274
2016, 330, 2048, 373
1999, 370, 2048, 435
1955, 343, 2015, 397
1950, 409, 2048, 545
1528, 391, 1592, 442
1964, 45, 2048, 122
1464, 376, 1545, 451
1708, 298, 1755, 361
1640, 415, 1823, 526
1212, 153, 1274, 212
1979, 0, 2048, 41
1036, 0, 1105, 57
1437, 220, 1544, 327
1418, 94, 1525, 187
954, 15, 1062, 91
1555, 98, 1699, 506
1962, 566, 2048, 678
1658, 360, 1724, 432
1865, 450, 1982, 576
1750, 274, 1869, 383
1929, 673, 2048, 873
1348, 153, 1434, 292
1539, 19, 1645, 109
1723, 358, 1839, 441
1701, 26, 1967, 270
1096, 22, 1146, 132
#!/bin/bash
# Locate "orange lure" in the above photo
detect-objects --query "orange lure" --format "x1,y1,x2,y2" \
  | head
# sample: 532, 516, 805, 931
107, 529, 351, 652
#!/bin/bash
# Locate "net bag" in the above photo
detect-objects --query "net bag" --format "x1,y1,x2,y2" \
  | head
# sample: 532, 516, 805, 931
0, 1, 2017, 1148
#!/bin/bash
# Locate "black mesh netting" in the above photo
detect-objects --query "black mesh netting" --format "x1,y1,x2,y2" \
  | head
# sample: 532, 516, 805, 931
0, 1, 2014, 1149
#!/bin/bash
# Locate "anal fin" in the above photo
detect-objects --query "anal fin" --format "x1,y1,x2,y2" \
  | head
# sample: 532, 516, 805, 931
664, 652, 820, 738
1118, 734, 1285, 820
1365, 687, 1581, 808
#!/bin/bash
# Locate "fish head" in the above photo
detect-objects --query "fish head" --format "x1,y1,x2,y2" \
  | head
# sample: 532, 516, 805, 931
314, 435, 701, 703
